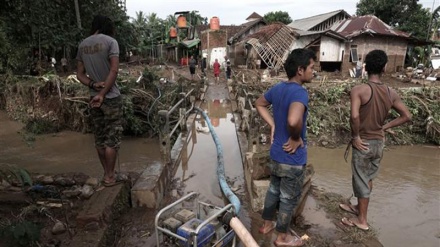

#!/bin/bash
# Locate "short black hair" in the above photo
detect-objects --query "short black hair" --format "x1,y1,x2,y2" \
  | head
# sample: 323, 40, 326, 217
365, 49, 388, 75
284, 49, 316, 79
90, 15, 115, 36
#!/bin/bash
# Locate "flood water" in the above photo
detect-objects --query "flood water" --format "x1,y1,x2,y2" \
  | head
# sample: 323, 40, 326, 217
309, 146, 440, 247
0, 111, 162, 178
1, 94, 439, 247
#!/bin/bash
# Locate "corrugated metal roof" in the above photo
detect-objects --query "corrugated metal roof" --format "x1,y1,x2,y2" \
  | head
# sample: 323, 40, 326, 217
291, 28, 346, 41
180, 38, 200, 48
331, 15, 411, 39
288, 9, 350, 31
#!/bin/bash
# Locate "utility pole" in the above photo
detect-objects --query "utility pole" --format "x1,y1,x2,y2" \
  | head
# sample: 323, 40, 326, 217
74, 0, 82, 29
427, 0, 436, 40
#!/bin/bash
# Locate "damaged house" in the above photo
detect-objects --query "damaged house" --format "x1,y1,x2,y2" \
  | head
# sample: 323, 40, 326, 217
237, 23, 298, 71
288, 10, 412, 74
288, 10, 351, 72
331, 15, 412, 73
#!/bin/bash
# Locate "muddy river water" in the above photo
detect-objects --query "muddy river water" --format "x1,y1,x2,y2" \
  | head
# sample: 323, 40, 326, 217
1, 101, 439, 247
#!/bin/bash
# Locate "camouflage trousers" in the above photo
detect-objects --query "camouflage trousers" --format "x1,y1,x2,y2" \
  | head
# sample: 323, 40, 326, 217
90, 96, 123, 149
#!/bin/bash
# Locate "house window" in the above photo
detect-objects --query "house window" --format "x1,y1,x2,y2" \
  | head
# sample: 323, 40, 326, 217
350, 45, 359, 62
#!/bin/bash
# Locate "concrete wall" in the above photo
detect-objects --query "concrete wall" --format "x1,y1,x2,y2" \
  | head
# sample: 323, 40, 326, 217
341, 35, 408, 75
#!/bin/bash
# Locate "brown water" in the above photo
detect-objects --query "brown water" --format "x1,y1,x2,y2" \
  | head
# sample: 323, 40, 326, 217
309, 146, 440, 247
2, 99, 439, 247
0, 111, 162, 178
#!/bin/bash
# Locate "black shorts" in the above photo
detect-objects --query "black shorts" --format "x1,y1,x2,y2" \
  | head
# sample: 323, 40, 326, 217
190, 67, 195, 74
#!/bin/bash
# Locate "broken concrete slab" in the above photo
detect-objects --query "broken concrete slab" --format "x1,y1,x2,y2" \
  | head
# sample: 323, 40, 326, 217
69, 183, 130, 247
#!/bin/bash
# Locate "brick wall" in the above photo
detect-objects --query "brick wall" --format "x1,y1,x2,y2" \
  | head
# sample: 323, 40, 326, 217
200, 30, 227, 50
341, 35, 408, 76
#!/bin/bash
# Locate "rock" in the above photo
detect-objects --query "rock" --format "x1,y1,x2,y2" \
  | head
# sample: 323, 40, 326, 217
54, 175, 75, 187
8, 186, 22, 192
1, 180, 11, 188
33, 175, 45, 182
52, 221, 66, 235
81, 185, 94, 199
42, 176, 54, 184
73, 173, 89, 186
321, 141, 329, 146
85, 177, 99, 187
62, 187, 81, 198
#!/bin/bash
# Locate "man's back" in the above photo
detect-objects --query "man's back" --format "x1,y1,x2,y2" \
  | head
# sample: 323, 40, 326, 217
352, 82, 393, 140
77, 33, 120, 98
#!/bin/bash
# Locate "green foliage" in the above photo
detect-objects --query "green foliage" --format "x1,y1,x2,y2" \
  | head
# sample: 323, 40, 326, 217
263, 11, 292, 24
121, 95, 147, 136
25, 118, 59, 135
0, 220, 42, 247
0, 164, 33, 186
0, 0, 134, 73
356, 0, 431, 39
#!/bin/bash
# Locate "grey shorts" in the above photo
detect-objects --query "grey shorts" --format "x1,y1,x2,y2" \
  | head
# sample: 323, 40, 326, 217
351, 139, 384, 198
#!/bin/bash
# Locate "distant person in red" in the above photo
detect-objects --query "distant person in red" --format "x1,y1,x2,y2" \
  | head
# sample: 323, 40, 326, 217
213, 58, 220, 84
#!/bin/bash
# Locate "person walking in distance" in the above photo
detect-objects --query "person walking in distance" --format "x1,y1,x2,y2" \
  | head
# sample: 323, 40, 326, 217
255, 48, 316, 247
201, 54, 207, 76
340, 49, 411, 230
76, 15, 123, 187
61, 57, 68, 75
189, 55, 196, 80
213, 58, 221, 83
226, 59, 232, 80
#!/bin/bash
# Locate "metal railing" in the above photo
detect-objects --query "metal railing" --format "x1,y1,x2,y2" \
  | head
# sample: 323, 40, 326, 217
159, 89, 195, 164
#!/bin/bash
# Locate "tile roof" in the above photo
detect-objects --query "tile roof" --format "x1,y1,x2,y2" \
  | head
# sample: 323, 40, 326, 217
331, 15, 411, 39
228, 18, 266, 43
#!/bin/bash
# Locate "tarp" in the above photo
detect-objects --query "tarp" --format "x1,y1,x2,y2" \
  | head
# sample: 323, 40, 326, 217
431, 58, 440, 69
180, 38, 200, 48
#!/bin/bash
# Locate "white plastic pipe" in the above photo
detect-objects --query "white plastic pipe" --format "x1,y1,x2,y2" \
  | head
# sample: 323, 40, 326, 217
229, 217, 259, 247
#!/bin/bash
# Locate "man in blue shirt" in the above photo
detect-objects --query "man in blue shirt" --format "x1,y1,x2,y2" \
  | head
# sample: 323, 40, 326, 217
255, 48, 316, 247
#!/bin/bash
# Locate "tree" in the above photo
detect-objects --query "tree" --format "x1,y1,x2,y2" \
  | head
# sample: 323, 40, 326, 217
263, 11, 292, 24
0, 0, 134, 73
356, 0, 431, 39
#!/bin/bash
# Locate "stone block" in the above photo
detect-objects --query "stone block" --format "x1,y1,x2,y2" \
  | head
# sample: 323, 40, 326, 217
131, 162, 165, 208
251, 179, 270, 212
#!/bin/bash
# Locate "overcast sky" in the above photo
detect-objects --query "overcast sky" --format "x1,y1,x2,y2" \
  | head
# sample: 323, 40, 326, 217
126, 0, 440, 25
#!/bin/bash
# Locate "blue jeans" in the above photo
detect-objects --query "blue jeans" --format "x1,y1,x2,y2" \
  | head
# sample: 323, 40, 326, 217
261, 161, 305, 233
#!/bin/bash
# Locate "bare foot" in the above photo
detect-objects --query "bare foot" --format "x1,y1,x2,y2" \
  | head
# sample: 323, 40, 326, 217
274, 234, 304, 246
258, 221, 276, 234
